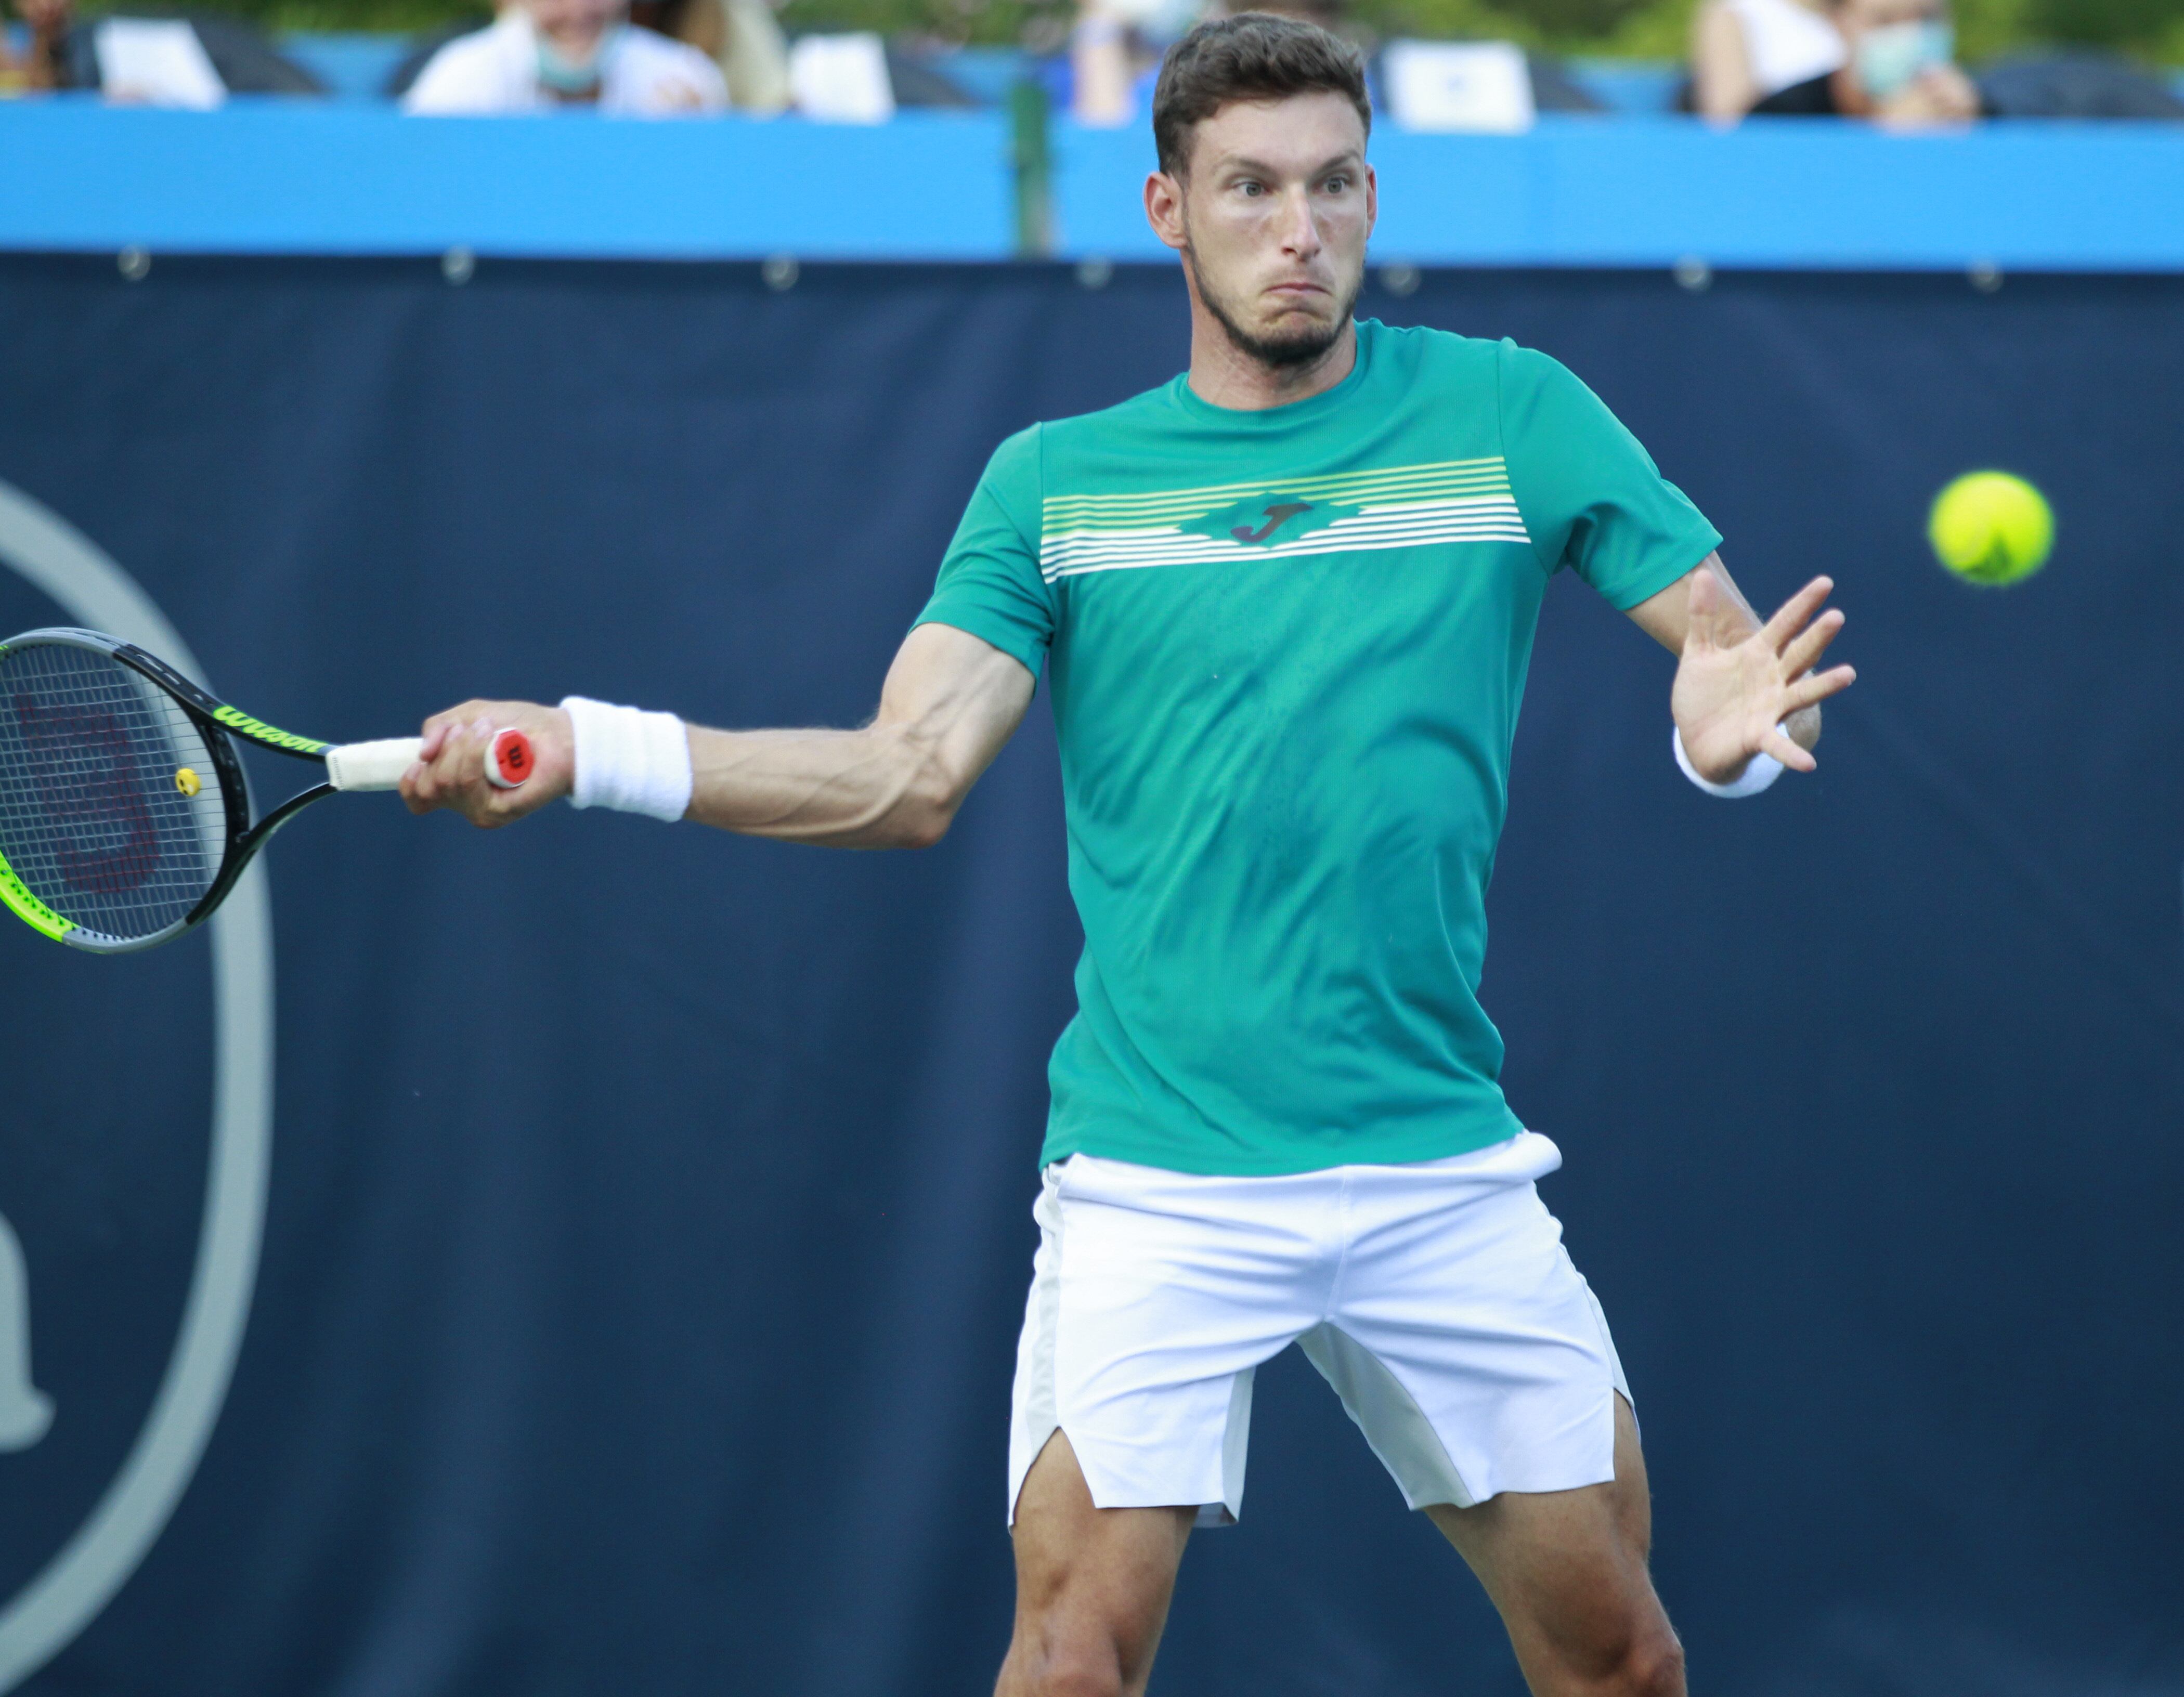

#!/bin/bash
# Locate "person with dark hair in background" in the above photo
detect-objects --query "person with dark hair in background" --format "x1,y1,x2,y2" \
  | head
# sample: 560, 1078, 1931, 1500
401, 15, 1855, 1693
3, 0, 320, 96
1, 0, 71, 88
627, 0, 790, 111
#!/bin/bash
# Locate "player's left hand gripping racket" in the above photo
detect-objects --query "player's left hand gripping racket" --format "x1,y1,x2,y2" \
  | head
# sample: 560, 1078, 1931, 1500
0, 627, 532, 953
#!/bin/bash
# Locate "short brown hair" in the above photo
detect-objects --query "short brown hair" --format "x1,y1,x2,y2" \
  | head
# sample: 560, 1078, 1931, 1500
1151, 13, 1371, 179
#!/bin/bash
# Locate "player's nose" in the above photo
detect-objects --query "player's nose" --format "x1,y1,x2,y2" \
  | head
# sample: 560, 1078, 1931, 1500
1278, 186, 1321, 256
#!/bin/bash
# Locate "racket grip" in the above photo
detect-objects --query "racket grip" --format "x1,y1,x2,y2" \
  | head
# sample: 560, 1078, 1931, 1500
325, 737, 423, 792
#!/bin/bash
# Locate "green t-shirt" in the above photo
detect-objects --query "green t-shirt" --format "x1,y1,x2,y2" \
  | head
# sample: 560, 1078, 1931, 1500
915, 320, 1721, 1176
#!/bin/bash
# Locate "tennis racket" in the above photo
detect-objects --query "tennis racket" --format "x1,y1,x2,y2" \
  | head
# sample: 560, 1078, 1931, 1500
0, 626, 533, 954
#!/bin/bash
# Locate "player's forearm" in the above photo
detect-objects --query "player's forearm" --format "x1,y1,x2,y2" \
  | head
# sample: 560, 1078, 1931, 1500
402, 628, 1030, 837
682, 627, 1034, 846
682, 721, 960, 848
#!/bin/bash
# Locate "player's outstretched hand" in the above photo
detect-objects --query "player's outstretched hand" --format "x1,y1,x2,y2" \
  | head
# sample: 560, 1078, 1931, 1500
1671, 569, 1855, 782
401, 700, 574, 828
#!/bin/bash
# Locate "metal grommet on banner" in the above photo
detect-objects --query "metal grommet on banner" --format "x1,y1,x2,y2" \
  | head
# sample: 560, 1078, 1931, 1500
1673, 255, 1712, 293
1380, 264, 1420, 298
118, 247, 150, 282
1969, 259, 2003, 294
1075, 256, 1114, 290
441, 246, 476, 285
763, 254, 799, 292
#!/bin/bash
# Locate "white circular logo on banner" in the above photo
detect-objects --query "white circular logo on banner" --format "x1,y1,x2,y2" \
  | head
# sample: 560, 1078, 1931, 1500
0, 480, 275, 1692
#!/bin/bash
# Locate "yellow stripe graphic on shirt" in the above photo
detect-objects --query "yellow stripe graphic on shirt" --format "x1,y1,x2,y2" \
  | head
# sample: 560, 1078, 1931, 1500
1038, 458, 1531, 581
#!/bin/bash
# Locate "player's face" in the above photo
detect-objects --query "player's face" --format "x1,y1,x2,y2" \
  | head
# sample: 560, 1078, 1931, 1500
1162, 92, 1375, 368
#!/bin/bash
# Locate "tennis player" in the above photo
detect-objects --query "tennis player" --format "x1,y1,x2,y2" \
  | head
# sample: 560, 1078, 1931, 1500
404, 16, 1854, 1694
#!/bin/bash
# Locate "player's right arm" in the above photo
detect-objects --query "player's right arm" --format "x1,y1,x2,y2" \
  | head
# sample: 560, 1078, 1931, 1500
399, 621, 1034, 848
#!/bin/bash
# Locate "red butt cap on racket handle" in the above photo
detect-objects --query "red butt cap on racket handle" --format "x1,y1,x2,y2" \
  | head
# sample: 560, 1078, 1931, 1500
483, 727, 534, 789
324, 728, 536, 793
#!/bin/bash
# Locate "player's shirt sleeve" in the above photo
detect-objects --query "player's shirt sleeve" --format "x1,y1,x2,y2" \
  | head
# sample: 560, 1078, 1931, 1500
1495, 341, 1723, 611
911, 425, 1056, 676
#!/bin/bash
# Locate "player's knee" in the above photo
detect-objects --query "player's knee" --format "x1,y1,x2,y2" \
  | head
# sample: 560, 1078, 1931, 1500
1004, 1605, 1144, 1697
1032, 1667, 1125, 1697
1619, 1626, 1685, 1697
1013, 1640, 1126, 1697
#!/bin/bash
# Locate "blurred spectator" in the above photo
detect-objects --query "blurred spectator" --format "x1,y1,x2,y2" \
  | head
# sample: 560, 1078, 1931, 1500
1071, 0, 1206, 125
1690, 0, 1844, 121
1705, 0, 1978, 122
3, 0, 71, 89
1073, 0, 1362, 124
3, 0, 320, 97
386, 18, 493, 102
405, 0, 726, 113
628, 0, 790, 111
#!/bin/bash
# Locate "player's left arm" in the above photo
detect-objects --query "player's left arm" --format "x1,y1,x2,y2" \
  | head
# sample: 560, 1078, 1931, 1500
1625, 551, 1856, 784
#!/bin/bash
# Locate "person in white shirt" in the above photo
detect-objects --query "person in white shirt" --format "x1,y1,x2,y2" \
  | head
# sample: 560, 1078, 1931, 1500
405, 0, 727, 115
1690, 0, 1844, 120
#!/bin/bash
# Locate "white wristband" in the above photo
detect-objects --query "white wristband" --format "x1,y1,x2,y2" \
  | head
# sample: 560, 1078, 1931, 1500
1673, 724, 1784, 799
560, 696, 694, 822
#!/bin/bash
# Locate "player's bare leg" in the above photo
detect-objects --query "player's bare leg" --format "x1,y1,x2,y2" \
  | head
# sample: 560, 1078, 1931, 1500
996, 1432, 1195, 1697
1429, 1396, 1685, 1697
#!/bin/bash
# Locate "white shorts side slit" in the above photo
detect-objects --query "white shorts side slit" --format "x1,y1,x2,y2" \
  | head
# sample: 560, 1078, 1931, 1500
1005, 1132, 1630, 1528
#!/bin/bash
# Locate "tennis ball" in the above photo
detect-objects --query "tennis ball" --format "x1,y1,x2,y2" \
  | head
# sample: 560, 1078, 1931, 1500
1928, 471, 2053, 586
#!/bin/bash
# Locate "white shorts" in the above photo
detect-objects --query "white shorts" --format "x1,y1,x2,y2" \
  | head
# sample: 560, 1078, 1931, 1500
1007, 1131, 1630, 1528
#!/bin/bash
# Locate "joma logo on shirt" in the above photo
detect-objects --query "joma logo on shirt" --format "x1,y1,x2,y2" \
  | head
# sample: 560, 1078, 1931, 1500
1233, 502, 1310, 543
1182, 494, 1358, 550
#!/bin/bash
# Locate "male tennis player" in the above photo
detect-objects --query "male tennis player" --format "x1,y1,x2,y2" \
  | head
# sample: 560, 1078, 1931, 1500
405, 16, 1854, 1694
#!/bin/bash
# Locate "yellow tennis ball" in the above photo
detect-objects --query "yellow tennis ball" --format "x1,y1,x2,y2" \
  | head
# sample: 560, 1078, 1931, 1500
1928, 471, 2053, 586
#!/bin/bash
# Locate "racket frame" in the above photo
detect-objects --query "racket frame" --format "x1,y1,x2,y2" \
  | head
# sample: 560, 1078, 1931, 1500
0, 627, 339, 954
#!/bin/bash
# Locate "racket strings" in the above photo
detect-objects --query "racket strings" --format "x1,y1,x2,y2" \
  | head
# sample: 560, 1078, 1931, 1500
0, 642, 226, 942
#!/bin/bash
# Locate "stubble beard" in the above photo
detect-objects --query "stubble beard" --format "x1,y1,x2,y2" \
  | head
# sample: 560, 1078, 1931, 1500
1188, 241, 1362, 372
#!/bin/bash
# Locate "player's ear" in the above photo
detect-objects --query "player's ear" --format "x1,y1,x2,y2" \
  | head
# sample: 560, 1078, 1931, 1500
1363, 162, 1378, 242
1145, 171, 1189, 253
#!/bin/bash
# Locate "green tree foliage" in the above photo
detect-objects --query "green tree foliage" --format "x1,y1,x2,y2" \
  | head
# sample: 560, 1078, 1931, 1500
776, 0, 1067, 43
2025, 0, 2184, 54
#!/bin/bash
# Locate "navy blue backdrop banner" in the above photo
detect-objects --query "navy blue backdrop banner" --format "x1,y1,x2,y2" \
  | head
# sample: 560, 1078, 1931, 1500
0, 256, 2179, 1697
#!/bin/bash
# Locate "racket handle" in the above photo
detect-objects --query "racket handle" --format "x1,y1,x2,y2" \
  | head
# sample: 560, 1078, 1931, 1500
325, 729, 535, 793
325, 737, 423, 791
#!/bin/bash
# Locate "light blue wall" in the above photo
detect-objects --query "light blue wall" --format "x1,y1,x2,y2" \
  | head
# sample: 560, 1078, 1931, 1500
4, 96, 2180, 270
1054, 115, 2184, 271
0, 99, 1015, 260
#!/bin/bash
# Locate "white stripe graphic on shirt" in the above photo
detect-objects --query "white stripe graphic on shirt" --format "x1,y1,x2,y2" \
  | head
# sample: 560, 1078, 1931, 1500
1037, 456, 1512, 519
1035, 458, 1534, 582
1039, 497, 1532, 582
